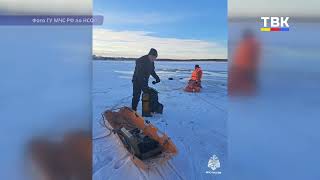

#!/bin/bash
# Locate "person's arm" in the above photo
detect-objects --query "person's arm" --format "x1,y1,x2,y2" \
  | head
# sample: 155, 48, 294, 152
197, 70, 202, 81
151, 63, 160, 83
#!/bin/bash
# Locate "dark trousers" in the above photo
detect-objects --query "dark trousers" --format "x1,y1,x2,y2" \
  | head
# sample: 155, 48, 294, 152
132, 81, 142, 111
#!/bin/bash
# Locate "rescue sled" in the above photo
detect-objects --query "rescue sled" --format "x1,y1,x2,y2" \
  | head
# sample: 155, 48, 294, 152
103, 107, 177, 170
184, 80, 201, 92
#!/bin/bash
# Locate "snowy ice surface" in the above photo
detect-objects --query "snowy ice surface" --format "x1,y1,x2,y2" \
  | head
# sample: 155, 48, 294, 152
93, 60, 227, 180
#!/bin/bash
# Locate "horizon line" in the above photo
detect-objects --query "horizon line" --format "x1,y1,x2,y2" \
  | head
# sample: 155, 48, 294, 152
92, 55, 228, 61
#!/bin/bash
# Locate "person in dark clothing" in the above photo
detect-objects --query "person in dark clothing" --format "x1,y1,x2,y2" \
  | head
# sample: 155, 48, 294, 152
131, 48, 160, 111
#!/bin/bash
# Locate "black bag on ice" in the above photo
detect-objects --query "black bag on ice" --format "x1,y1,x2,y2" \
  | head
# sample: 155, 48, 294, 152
142, 87, 163, 117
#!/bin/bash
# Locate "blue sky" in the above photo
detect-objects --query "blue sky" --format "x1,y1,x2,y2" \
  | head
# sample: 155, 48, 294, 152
93, 0, 227, 59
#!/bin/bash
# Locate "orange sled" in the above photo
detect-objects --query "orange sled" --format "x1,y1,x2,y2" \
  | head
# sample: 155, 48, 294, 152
103, 107, 178, 170
184, 80, 201, 92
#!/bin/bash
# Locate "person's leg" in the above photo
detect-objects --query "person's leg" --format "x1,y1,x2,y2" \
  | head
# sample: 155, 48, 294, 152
189, 80, 196, 86
131, 82, 142, 111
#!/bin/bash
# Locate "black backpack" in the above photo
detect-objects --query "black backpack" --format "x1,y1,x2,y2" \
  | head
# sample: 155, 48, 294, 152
142, 88, 163, 117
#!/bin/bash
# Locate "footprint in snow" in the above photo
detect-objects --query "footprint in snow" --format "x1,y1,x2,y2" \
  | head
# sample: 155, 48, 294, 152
93, 155, 113, 173
113, 156, 128, 169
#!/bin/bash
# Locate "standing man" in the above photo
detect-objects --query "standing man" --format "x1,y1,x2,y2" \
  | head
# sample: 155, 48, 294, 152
131, 48, 160, 111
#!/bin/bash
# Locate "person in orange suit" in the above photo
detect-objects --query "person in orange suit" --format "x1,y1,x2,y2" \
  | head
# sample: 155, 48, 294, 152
188, 64, 203, 89
28, 131, 91, 180
191, 64, 203, 82
229, 30, 260, 96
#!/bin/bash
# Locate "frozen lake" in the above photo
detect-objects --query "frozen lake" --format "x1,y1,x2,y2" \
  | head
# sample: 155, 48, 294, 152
92, 60, 227, 180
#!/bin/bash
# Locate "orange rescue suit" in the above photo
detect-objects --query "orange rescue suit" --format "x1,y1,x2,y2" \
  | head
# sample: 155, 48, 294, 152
232, 38, 259, 71
191, 68, 202, 81
229, 37, 260, 96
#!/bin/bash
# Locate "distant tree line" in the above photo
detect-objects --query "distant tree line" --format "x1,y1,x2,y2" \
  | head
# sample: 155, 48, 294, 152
92, 55, 227, 62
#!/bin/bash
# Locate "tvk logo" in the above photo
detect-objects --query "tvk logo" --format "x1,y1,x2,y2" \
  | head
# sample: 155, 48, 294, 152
260, 17, 290, 32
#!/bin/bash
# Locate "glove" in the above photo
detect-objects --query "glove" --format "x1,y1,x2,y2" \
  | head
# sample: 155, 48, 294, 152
152, 78, 160, 85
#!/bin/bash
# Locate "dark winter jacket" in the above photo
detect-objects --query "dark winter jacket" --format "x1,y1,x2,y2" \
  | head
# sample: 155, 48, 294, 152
132, 55, 160, 91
